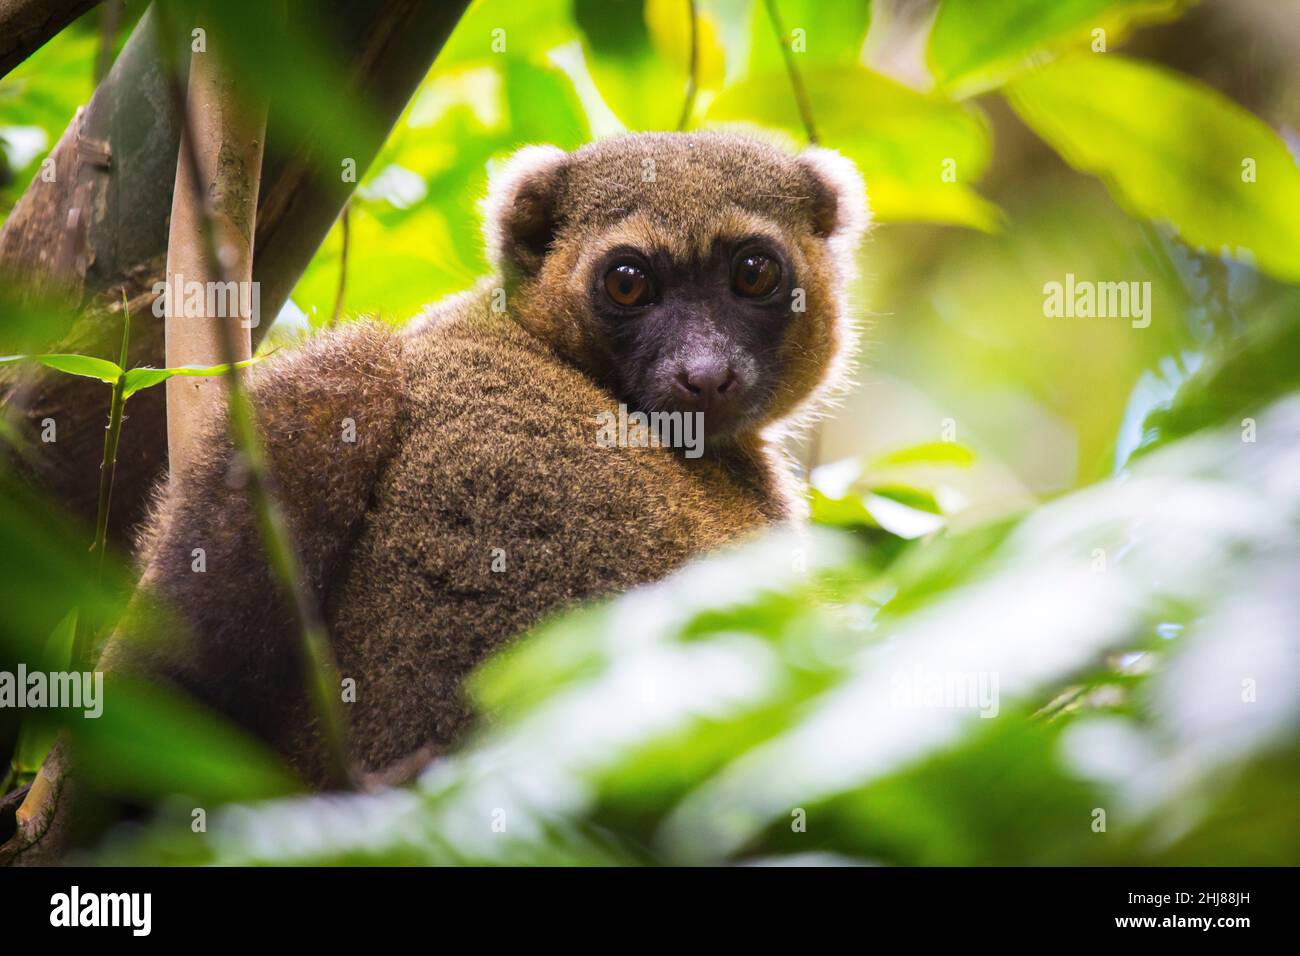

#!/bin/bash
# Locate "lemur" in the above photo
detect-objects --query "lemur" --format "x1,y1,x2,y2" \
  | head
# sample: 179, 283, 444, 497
120, 131, 868, 786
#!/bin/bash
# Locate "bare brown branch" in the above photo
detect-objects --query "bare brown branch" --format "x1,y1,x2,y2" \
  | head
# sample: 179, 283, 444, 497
0, 0, 102, 78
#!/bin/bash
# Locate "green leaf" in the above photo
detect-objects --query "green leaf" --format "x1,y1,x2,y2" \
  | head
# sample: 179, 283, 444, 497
71, 676, 300, 804
929, 0, 1187, 96
870, 440, 976, 469
809, 484, 945, 537
860, 490, 945, 538
809, 485, 880, 529
119, 355, 265, 399
100, 398, 1300, 865
0, 474, 130, 665
0, 29, 96, 207
0, 353, 123, 383
11, 611, 80, 776
747, 0, 871, 74
707, 66, 1001, 230
1006, 54, 1300, 283
1132, 295, 1300, 459
436, 0, 576, 69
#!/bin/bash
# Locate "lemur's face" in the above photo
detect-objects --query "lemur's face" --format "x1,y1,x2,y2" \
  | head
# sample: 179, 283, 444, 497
587, 232, 796, 441
489, 132, 868, 445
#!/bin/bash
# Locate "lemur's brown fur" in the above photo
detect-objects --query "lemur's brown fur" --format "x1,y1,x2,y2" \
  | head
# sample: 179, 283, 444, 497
123, 132, 867, 786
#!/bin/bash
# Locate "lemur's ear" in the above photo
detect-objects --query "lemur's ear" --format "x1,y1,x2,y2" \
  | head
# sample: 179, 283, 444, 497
484, 144, 570, 276
797, 147, 870, 245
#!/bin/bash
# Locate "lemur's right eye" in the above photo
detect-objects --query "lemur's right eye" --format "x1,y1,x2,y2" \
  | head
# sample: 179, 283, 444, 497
732, 253, 781, 298
604, 264, 653, 307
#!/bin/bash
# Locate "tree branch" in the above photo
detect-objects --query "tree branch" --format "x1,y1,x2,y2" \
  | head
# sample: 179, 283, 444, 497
93, 0, 122, 83
329, 203, 349, 328
0, 0, 470, 549
762, 0, 819, 144
0, 0, 102, 78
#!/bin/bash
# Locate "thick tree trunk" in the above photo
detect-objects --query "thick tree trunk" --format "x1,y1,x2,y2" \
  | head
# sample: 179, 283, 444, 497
0, 5, 188, 548
0, 0, 469, 548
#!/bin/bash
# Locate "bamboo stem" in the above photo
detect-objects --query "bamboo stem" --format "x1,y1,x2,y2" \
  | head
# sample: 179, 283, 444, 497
155, 3, 355, 789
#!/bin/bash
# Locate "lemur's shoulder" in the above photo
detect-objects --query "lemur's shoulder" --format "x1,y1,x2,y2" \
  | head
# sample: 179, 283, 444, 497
137, 320, 407, 574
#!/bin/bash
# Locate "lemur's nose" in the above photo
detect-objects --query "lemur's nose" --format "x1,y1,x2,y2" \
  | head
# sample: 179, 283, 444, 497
674, 361, 737, 409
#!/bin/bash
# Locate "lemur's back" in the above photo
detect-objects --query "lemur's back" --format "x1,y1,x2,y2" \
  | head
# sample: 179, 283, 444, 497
128, 303, 783, 785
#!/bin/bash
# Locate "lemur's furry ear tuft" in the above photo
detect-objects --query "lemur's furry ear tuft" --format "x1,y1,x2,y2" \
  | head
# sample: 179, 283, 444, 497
797, 147, 870, 245
483, 144, 570, 276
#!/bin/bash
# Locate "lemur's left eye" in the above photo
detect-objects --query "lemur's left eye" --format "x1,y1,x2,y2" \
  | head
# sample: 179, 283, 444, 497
732, 254, 781, 298
604, 264, 653, 307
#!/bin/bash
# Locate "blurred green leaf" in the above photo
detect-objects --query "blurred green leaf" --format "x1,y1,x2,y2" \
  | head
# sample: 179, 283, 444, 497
747, 0, 871, 74
1133, 294, 1300, 458
809, 485, 880, 529
102, 397, 1300, 865
71, 676, 301, 803
1006, 54, 1300, 282
812, 486, 945, 538
0, 284, 80, 353
870, 440, 976, 469
810, 442, 973, 535
708, 66, 1000, 229
0, 29, 95, 210
436, 0, 577, 69
0, 474, 128, 666
10, 611, 80, 777
929, 0, 1186, 96
576, 0, 725, 130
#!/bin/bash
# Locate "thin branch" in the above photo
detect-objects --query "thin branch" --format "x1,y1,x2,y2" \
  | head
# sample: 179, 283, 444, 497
154, 2, 355, 790
676, 0, 699, 131
92, 292, 129, 577
73, 291, 129, 670
761, 0, 819, 144
329, 203, 350, 328
94, 0, 123, 84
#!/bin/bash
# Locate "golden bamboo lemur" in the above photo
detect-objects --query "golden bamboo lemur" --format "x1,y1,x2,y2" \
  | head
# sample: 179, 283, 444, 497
124, 131, 868, 785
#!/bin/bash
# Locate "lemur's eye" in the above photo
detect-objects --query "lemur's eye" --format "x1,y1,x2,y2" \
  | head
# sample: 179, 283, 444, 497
604, 264, 653, 307
732, 254, 781, 298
